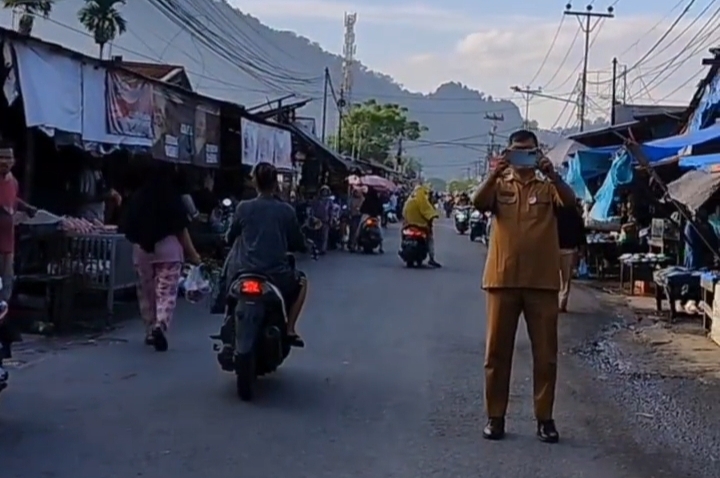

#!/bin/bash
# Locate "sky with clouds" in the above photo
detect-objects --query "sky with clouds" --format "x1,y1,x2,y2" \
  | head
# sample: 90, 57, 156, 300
231, 0, 719, 129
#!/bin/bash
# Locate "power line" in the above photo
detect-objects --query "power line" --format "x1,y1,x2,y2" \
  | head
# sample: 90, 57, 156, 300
528, 15, 566, 86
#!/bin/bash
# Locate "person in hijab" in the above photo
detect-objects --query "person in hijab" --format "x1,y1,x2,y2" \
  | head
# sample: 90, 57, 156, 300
402, 184, 440, 267
122, 162, 201, 351
347, 186, 365, 251
311, 185, 333, 254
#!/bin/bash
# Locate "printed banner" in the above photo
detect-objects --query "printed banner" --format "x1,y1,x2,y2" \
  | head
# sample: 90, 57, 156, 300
241, 118, 293, 171
151, 86, 196, 163
106, 70, 154, 139
194, 102, 220, 166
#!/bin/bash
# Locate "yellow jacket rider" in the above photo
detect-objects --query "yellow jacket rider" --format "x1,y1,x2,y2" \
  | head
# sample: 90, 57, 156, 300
402, 185, 441, 267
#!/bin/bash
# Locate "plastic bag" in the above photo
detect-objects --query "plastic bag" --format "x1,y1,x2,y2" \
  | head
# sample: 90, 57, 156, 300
576, 258, 589, 278
180, 265, 212, 303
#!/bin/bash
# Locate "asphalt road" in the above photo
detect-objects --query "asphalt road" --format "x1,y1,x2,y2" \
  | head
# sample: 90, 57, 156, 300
0, 221, 713, 477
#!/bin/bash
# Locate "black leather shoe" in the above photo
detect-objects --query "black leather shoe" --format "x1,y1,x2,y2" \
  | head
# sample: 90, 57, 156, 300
537, 420, 559, 443
482, 417, 505, 440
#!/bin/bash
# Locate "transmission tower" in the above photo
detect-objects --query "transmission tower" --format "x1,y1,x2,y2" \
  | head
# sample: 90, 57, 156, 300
340, 12, 357, 112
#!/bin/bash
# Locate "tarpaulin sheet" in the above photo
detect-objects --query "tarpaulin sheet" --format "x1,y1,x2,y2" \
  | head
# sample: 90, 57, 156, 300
565, 156, 592, 202
666, 169, 720, 212
640, 124, 720, 162
589, 150, 634, 221
678, 153, 720, 171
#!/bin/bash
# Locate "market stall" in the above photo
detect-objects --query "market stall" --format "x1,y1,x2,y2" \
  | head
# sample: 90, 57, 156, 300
15, 212, 135, 326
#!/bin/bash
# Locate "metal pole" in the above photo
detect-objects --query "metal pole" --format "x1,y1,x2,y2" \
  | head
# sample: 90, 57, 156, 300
564, 3, 615, 132
321, 68, 328, 142
337, 89, 344, 153
610, 57, 618, 125
579, 14, 591, 131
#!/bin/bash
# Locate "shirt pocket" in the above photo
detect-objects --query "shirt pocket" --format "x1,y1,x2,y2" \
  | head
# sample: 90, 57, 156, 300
527, 189, 553, 219
495, 192, 518, 217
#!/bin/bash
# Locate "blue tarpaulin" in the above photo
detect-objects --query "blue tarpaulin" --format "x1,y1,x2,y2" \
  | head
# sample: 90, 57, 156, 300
589, 150, 634, 220
640, 123, 720, 162
678, 153, 720, 171
564, 150, 613, 202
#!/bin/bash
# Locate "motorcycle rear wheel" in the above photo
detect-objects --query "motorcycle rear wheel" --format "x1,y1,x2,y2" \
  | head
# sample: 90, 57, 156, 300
235, 354, 256, 401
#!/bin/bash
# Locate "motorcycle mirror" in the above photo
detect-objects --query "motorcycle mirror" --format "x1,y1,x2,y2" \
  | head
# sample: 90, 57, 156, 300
221, 198, 232, 207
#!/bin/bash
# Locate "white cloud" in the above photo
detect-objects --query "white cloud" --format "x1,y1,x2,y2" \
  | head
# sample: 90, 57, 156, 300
374, 14, 714, 128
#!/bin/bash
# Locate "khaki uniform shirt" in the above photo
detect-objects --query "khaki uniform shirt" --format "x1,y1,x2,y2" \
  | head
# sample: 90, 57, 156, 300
474, 170, 565, 291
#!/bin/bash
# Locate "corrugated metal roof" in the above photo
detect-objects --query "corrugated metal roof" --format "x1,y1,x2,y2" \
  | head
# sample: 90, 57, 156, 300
120, 61, 184, 80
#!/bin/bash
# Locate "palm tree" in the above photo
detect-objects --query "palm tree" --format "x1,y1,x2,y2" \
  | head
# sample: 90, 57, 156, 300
3, 0, 54, 35
77, 0, 127, 59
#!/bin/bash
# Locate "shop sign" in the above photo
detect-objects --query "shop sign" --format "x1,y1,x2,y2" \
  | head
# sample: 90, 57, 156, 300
105, 70, 154, 139
194, 102, 221, 166
151, 87, 195, 163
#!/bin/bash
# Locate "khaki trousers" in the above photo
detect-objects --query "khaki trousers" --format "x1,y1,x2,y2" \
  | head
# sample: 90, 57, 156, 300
484, 288, 558, 421
558, 249, 577, 310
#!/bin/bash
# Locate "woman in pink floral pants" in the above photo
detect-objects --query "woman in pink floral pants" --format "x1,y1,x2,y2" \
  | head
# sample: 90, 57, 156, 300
122, 163, 200, 351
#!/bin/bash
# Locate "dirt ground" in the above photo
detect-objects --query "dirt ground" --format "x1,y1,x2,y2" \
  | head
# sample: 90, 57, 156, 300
580, 281, 720, 381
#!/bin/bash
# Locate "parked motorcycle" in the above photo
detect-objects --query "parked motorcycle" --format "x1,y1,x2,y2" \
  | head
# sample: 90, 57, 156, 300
211, 254, 298, 401
454, 206, 470, 234
357, 216, 382, 254
398, 225, 428, 267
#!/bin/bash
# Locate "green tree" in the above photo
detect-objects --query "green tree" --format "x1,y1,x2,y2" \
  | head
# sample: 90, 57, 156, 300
426, 177, 447, 192
3, 0, 53, 35
333, 99, 428, 163
448, 178, 475, 193
78, 0, 127, 59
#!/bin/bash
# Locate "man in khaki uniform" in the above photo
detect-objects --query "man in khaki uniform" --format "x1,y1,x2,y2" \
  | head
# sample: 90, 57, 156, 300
472, 130, 575, 443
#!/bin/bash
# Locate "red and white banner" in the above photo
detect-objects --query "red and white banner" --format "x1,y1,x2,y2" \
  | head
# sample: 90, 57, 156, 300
105, 70, 154, 139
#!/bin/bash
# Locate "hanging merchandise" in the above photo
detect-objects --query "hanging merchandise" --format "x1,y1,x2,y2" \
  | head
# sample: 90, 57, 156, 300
241, 118, 293, 171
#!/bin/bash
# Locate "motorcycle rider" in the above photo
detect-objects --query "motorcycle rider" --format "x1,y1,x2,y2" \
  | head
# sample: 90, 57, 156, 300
403, 184, 441, 268
224, 162, 308, 347
358, 186, 384, 253
456, 192, 470, 207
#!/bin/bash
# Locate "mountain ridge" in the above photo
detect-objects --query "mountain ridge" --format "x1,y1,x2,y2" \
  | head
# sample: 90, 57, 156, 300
0, 0, 572, 179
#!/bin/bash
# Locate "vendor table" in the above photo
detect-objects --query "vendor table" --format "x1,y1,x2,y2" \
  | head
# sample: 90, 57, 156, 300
619, 254, 672, 296
652, 267, 704, 321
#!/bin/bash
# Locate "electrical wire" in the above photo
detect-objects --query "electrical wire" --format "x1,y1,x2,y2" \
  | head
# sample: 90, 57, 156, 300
528, 15, 566, 86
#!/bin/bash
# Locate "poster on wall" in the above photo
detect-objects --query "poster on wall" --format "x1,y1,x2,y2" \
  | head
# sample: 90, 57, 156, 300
151, 86, 195, 163
194, 102, 221, 166
241, 118, 293, 171
106, 70, 154, 139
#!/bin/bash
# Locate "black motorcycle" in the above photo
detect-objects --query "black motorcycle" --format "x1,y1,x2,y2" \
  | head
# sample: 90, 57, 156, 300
357, 216, 382, 254
454, 206, 470, 234
398, 226, 428, 267
469, 210, 485, 242
212, 255, 298, 401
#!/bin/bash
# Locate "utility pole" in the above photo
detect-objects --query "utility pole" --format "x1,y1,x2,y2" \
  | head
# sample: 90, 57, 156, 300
510, 86, 541, 129
321, 68, 329, 142
337, 12, 357, 154
564, 3, 615, 132
610, 58, 617, 125
484, 113, 504, 174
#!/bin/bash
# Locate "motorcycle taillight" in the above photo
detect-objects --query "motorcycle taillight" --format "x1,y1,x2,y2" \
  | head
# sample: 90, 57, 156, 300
238, 279, 262, 295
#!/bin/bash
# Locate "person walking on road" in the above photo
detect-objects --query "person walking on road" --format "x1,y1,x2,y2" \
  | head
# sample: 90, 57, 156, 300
472, 129, 576, 443
557, 203, 586, 312
122, 162, 201, 351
